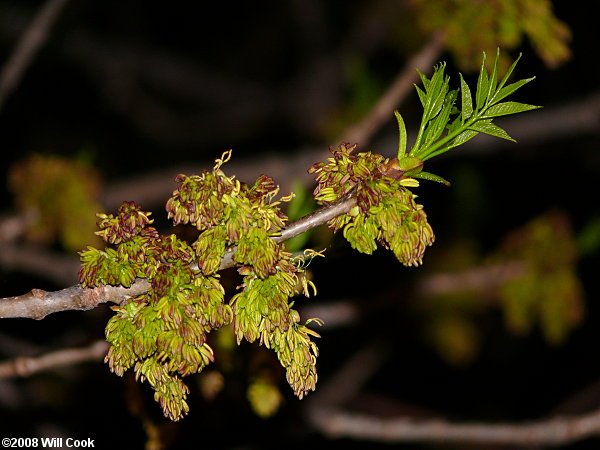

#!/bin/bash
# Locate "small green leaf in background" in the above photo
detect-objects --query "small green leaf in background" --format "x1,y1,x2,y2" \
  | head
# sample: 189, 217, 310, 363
325, 56, 384, 139
475, 51, 490, 110
198, 370, 225, 401
425, 313, 481, 367
415, 240, 486, 366
247, 374, 284, 419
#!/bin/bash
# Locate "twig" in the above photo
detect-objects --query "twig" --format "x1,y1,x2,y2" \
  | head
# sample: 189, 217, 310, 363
415, 261, 527, 297
0, 0, 70, 111
0, 340, 108, 379
311, 406, 600, 446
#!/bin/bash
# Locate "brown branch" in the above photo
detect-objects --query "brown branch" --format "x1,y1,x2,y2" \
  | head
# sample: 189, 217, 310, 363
0, 0, 70, 111
300, 260, 597, 447
299, 261, 528, 330
310, 406, 600, 446
0, 279, 150, 320
0, 340, 108, 379
99, 88, 600, 213
414, 261, 527, 297
278, 193, 357, 243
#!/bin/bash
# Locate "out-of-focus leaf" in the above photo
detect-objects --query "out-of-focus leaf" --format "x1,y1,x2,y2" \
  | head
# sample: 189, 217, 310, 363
8, 153, 103, 251
425, 314, 481, 366
576, 216, 600, 256
494, 211, 584, 344
410, 0, 571, 70
247, 375, 283, 418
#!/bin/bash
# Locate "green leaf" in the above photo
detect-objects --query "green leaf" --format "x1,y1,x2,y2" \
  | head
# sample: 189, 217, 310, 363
493, 77, 536, 104
475, 52, 489, 110
425, 64, 449, 120
424, 90, 457, 145
394, 110, 408, 158
451, 129, 479, 148
412, 171, 451, 186
416, 68, 430, 90
421, 129, 479, 161
414, 84, 426, 107
446, 115, 463, 135
469, 121, 514, 141
485, 49, 500, 105
459, 73, 473, 121
496, 53, 522, 93
483, 101, 541, 118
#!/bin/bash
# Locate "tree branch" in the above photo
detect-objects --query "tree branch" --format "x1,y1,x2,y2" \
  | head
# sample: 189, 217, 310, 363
415, 260, 527, 297
0, 340, 108, 379
310, 406, 600, 446
302, 333, 600, 447
0, 280, 150, 320
0, 0, 70, 111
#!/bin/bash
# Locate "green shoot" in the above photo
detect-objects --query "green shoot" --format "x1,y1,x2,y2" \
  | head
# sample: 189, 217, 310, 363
394, 49, 540, 185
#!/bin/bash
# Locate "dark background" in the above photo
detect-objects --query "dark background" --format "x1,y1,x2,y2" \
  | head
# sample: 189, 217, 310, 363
1, 1, 599, 448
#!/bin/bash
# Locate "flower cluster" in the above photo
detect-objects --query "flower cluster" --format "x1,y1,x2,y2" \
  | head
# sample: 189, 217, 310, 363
232, 257, 319, 399
309, 144, 434, 266
165, 153, 318, 399
79, 151, 319, 420
80, 201, 229, 421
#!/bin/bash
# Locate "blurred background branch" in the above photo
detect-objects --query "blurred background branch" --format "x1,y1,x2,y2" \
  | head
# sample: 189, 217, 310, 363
0, 0, 69, 111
